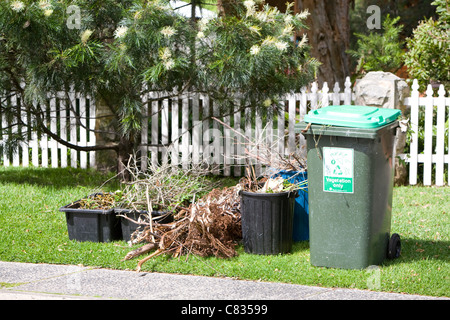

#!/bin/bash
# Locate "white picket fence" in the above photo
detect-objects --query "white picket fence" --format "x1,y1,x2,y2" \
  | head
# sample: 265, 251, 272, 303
400, 79, 450, 186
0, 91, 96, 169
1, 77, 449, 186
139, 77, 353, 177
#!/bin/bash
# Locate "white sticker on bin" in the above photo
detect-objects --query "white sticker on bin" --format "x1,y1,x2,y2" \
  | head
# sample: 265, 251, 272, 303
323, 147, 354, 193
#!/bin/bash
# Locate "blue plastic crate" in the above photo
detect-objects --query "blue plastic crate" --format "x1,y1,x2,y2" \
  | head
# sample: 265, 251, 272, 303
275, 170, 309, 241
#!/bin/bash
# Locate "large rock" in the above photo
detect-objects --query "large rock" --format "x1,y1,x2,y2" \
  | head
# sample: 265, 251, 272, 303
354, 72, 410, 185
354, 71, 410, 115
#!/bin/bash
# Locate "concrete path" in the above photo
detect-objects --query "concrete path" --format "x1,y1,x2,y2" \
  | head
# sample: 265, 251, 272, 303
0, 261, 447, 301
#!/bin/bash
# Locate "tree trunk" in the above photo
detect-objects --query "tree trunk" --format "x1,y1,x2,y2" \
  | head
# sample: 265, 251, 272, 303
216, 0, 239, 17
295, 0, 352, 87
117, 136, 134, 182
95, 95, 134, 181
94, 96, 119, 173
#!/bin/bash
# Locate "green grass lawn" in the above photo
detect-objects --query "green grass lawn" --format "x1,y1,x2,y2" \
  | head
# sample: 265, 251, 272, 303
0, 166, 448, 297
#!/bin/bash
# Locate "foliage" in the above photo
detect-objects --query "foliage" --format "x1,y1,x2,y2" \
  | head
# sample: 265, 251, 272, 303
348, 14, 404, 76
70, 192, 119, 210
404, 0, 450, 91
0, 0, 138, 159
194, 1, 318, 114
0, 0, 318, 170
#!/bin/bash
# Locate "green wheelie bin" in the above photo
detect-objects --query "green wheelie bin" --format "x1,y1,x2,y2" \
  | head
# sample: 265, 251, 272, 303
296, 105, 402, 269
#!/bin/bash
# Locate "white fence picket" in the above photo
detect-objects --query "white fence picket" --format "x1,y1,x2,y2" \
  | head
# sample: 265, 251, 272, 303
223, 111, 231, 177
20, 97, 29, 167
80, 94, 89, 169
287, 93, 296, 154
150, 92, 159, 168
141, 92, 149, 172
49, 96, 58, 168
407, 80, 420, 185
88, 96, 96, 168
212, 99, 221, 175
1, 106, 9, 167
171, 95, 179, 166
233, 101, 242, 177
31, 120, 39, 167
192, 94, 201, 166
423, 86, 434, 185
298, 87, 308, 158
11, 94, 20, 167
60, 95, 68, 168
344, 77, 352, 105
435, 85, 446, 186
40, 101, 49, 168
202, 93, 210, 170
181, 95, 189, 169
160, 93, 169, 163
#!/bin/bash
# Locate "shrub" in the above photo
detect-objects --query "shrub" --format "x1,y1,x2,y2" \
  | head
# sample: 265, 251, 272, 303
404, 0, 450, 91
348, 14, 404, 76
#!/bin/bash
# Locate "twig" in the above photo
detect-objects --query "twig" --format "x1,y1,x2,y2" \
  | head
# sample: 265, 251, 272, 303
116, 214, 150, 226
301, 122, 311, 133
211, 116, 252, 144
136, 249, 164, 272
146, 185, 155, 243
211, 117, 306, 172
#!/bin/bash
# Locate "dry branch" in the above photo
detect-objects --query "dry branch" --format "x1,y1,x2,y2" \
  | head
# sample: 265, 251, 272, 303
116, 155, 218, 213
136, 249, 164, 272
122, 243, 158, 261
124, 186, 242, 271
211, 116, 306, 172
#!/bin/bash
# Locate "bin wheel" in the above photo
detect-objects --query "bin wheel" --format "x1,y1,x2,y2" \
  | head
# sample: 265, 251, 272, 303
388, 233, 401, 259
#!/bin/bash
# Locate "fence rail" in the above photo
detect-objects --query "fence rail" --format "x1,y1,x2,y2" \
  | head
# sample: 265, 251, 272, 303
1, 77, 449, 186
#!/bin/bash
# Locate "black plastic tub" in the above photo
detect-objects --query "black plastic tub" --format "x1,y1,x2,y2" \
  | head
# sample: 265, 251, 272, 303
115, 208, 173, 241
240, 190, 296, 255
59, 199, 122, 243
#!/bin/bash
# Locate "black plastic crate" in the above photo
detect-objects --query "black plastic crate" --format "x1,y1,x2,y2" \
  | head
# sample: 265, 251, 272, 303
59, 196, 122, 242
116, 208, 173, 241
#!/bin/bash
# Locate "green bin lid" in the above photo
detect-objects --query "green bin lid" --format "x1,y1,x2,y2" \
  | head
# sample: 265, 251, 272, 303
304, 105, 401, 128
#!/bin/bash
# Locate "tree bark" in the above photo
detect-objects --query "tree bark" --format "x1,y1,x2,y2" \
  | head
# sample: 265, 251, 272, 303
295, 0, 353, 87
94, 95, 135, 181
94, 95, 120, 173
117, 136, 134, 181
216, 0, 239, 17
